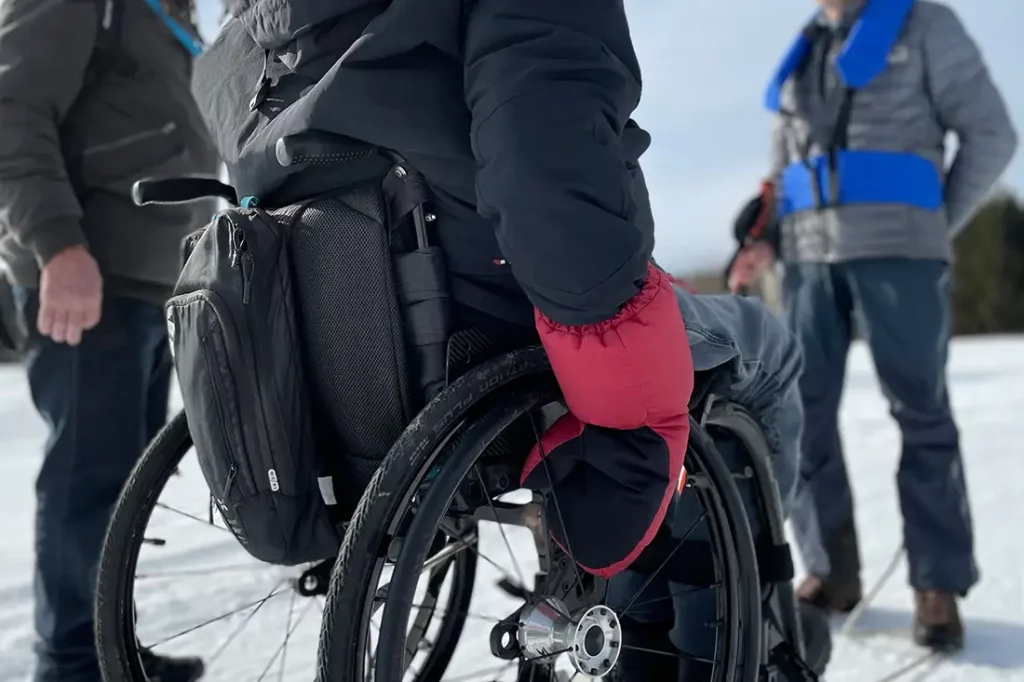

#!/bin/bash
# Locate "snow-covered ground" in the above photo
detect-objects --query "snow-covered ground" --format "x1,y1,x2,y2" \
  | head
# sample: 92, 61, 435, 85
1, 337, 1022, 682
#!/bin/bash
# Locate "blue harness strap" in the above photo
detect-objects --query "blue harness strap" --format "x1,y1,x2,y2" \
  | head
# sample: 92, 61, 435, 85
766, 0, 940, 217
778, 151, 943, 217
142, 0, 204, 57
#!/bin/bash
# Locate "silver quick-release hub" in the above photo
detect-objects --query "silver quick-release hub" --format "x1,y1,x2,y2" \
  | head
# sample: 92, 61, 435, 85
517, 598, 622, 677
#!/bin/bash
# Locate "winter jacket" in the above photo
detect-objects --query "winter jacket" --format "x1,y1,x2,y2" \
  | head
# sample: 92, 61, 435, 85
193, 0, 655, 328
193, 0, 694, 575
0, 0, 219, 306
768, 0, 1017, 264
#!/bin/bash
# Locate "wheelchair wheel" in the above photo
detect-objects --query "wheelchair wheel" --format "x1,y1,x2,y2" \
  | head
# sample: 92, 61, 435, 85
95, 409, 475, 681
318, 349, 762, 682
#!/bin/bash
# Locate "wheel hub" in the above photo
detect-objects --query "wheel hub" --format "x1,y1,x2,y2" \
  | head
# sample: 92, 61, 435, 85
517, 599, 622, 677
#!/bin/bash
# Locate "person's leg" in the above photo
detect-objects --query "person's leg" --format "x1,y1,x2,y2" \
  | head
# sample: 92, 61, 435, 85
13, 289, 170, 682
663, 287, 810, 679
781, 263, 862, 609
845, 258, 975, 648
145, 338, 173, 443
605, 500, 677, 681
666, 432, 762, 680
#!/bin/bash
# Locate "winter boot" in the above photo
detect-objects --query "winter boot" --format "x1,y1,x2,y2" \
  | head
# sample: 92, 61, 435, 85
796, 519, 862, 613
913, 591, 964, 653
139, 648, 205, 682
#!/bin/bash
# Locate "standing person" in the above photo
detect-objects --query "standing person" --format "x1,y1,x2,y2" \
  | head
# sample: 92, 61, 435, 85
729, 0, 1017, 652
0, 0, 218, 680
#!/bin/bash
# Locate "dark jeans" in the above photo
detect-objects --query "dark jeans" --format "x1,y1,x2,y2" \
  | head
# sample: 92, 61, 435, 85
782, 259, 977, 594
13, 287, 173, 682
606, 287, 808, 680
605, 433, 761, 678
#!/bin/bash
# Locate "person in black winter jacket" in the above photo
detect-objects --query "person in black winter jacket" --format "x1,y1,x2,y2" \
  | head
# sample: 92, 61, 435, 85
193, 1, 811, 679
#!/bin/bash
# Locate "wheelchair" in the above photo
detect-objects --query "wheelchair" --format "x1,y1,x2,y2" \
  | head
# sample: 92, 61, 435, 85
95, 344, 828, 682
94, 142, 829, 682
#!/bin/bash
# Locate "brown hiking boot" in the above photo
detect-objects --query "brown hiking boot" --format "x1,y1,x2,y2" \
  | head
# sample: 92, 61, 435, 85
913, 591, 964, 652
796, 573, 862, 613
796, 519, 863, 613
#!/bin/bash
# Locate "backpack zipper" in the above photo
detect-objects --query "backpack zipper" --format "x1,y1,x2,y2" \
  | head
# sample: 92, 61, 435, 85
241, 252, 254, 304
228, 224, 255, 304
222, 462, 238, 499
223, 215, 289, 495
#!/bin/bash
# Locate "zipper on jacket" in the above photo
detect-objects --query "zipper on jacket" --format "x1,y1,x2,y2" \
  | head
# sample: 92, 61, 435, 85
82, 122, 177, 156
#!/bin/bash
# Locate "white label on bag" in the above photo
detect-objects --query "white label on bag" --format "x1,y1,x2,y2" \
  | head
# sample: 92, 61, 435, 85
268, 468, 280, 492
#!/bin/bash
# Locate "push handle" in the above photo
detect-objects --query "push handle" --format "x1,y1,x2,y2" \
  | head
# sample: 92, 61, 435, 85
132, 176, 238, 207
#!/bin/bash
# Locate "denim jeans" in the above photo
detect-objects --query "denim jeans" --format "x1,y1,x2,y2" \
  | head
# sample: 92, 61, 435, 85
605, 287, 824, 675
13, 287, 173, 682
782, 259, 977, 593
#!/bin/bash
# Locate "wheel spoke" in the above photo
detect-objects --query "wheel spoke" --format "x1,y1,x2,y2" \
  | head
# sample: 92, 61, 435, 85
135, 563, 261, 580
620, 511, 708, 618
626, 583, 716, 611
527, 414, 584, 602
206, 579, 288, 665
277, 587, 298, 682
439, 519, 529, 597
146, 585, 290, 648
255, 598, 317, 681
154, 502, 230, 531
473, 464, 527, 590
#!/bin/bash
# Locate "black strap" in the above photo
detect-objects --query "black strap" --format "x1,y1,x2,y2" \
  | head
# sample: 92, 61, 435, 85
825, 87, 856, 207
83, 0, 134, 89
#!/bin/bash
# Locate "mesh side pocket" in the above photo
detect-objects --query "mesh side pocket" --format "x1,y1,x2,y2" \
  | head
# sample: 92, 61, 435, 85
289, 186, 413, 511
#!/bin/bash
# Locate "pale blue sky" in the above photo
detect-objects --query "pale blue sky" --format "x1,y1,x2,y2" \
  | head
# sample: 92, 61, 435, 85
196, 1, 1022, 273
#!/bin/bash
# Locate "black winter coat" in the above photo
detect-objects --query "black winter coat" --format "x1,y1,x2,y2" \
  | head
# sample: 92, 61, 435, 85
192, 0, 657, 327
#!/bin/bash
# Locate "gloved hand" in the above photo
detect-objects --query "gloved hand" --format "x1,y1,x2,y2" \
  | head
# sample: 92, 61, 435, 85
726, 181, 779, 293
521, 264, 694, 578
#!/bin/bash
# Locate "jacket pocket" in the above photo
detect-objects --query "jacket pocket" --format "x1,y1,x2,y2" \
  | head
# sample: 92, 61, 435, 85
78, 121, 187, 188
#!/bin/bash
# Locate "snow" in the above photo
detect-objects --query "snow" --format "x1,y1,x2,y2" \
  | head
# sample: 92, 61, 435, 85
1, 337, 1022, 682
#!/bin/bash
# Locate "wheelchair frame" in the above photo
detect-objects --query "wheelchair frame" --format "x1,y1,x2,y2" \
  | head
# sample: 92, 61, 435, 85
313, 345, 810, 682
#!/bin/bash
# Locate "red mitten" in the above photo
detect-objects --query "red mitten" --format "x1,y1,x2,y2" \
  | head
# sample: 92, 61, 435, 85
521, 264, 694, 578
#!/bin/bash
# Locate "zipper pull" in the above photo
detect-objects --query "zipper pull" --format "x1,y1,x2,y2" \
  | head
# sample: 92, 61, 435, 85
221, 462, 238, 500
241, 252, 254, 304
229, 227, 245, 269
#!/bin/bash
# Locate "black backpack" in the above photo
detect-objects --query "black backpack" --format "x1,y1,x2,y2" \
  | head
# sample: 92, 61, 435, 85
157, 136, 450, 565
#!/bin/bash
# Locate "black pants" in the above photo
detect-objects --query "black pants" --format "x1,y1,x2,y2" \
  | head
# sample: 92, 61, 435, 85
14, 288, 172, 682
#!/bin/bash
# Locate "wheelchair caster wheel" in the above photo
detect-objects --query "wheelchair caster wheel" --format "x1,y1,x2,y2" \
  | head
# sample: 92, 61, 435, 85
518, 600, 622, 678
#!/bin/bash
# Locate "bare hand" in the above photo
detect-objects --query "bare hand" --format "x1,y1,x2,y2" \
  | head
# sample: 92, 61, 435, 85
727, 241, 775, 294
38, 245, 103, 346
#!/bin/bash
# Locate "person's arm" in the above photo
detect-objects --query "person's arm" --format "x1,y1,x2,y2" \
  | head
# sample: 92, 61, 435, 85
768, 114, 789, 194
464, 0, 694, 577
463, 0, 648, 326
922, 4, 1018, 237
0, 0, 97, 263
